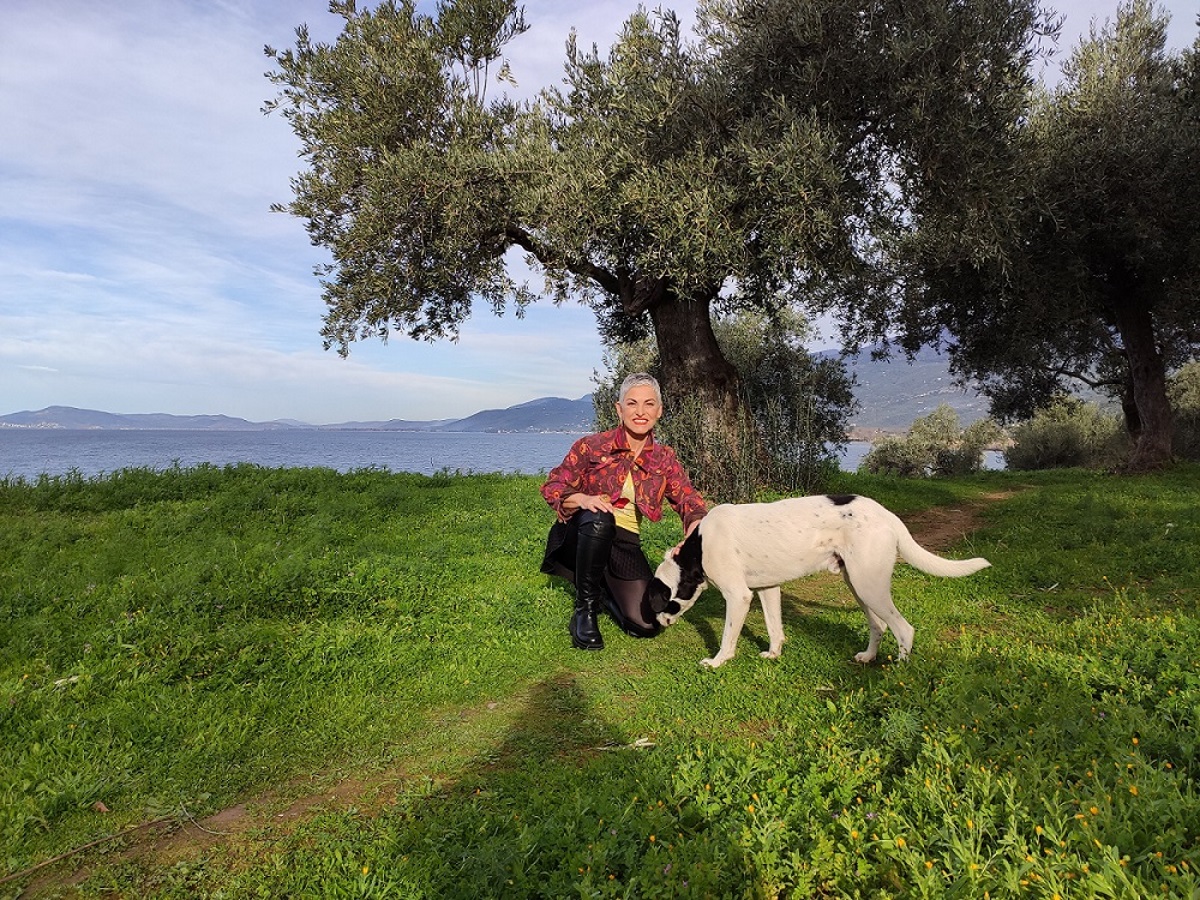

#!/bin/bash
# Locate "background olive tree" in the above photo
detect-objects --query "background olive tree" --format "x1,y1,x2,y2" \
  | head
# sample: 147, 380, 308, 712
906, 0, 1200, 471
1003, 361, 1200, 471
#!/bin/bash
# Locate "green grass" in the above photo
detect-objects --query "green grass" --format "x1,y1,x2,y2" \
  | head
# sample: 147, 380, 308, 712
1, 463, 1198, 898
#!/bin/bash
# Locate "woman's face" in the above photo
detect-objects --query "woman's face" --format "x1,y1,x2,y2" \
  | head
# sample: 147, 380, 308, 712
615, 384, 662, 439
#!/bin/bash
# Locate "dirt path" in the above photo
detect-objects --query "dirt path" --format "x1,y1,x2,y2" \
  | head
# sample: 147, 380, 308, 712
10, 494, 1008, 897
900, 491, 1010, 551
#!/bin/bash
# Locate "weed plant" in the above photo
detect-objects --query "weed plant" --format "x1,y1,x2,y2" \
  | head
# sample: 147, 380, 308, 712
1, 463, 1198, 898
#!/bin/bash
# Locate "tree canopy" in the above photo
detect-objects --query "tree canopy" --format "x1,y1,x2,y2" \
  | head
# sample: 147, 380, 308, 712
264, 0, 1055, 483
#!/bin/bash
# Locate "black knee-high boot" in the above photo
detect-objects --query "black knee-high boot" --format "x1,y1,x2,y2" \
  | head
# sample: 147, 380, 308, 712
570, 511, 614, 651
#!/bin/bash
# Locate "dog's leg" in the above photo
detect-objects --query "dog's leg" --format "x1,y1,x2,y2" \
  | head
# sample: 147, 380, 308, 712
848, 591, 887, 663
758, 586, 785, 659
886, 605, 915, 660
843, 564, 913, 663
865, 592, 914, 661
702, 587, 754, 668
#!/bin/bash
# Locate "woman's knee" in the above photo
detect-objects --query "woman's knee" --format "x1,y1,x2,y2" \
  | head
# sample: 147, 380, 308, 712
576, 509, 616, 537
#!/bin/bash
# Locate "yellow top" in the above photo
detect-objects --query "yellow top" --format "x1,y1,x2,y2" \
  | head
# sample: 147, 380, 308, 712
613, 472, 639, 535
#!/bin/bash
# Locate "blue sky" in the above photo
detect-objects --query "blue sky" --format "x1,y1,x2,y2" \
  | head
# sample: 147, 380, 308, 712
2, 1, 1196, 424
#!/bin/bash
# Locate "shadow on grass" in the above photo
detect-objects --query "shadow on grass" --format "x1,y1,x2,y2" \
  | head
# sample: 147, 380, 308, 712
487, 672, 626, 767
312, 671, 758, 897
402, 622, 1200, 898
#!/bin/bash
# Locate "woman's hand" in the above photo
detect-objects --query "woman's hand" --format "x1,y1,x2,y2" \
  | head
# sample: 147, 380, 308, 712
566, 493, 616, 515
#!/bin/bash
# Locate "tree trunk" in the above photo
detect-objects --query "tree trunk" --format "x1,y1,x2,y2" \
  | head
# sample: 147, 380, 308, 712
649, 287, 748, 497
1119, 373, 1142, 440
1112, 300, 1173, 471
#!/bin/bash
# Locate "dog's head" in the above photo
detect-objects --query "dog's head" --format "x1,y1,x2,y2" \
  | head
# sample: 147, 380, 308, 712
647, 528, 705, 627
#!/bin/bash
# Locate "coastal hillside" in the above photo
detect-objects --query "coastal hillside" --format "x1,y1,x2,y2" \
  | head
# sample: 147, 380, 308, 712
0, 397, 596, 434
838, 345, 990, 431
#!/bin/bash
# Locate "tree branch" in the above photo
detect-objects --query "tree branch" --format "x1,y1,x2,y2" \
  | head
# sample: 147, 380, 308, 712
1051, 365, 1121, 391
505, 223, 622, 297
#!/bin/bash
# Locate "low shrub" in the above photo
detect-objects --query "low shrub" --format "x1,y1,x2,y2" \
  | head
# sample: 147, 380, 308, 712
860, 405, 1003, 478
1004, 400, 1130, 470
1169, 361, 1200, 461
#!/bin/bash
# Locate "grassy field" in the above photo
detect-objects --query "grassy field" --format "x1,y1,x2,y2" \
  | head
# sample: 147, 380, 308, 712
1, 463, 1198, 898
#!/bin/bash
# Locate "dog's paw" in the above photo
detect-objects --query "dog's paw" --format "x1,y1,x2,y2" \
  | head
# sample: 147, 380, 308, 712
853, 651, 876, 664
699, 657, 725, 669
760, 650, 781, 660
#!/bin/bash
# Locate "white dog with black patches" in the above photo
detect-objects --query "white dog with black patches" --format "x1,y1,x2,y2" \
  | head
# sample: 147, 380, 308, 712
647, 494, 991, 668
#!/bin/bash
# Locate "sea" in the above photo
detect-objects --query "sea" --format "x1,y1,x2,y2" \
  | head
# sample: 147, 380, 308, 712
0, 429, 999, 482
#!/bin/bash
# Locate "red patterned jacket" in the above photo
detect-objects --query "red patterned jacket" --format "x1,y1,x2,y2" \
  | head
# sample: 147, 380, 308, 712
541, 427, 707, 531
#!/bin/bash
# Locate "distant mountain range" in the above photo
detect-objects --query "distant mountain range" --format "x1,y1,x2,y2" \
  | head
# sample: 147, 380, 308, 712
0, 348, 990, 434
0, 396, 598, 434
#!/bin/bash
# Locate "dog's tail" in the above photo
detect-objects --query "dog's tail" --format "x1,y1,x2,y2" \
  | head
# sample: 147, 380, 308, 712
885, 507, 991, 578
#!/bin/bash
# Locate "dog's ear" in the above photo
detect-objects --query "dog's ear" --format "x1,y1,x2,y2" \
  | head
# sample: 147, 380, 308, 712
646, 577, 673, 614
674, 530, 705, 605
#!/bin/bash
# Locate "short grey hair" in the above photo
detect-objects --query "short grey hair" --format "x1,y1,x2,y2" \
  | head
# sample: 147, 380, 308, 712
618, 372, 662, 405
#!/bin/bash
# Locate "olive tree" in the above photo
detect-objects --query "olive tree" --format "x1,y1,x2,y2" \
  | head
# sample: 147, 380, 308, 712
909, 0, 1200, 470
264, 0, 1053, 478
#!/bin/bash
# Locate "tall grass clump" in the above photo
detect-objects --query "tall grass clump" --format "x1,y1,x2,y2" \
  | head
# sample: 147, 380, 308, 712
655, 391, 843, 503
1004, 399, 1131, 470
592, 385, 843, 504
592, 310, 853, 502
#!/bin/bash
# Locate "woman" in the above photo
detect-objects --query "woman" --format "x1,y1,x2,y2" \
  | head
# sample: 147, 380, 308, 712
541, 373, 707, 650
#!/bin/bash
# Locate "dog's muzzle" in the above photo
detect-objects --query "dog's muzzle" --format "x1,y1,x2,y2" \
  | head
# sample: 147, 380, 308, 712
646, 577, 681, 617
